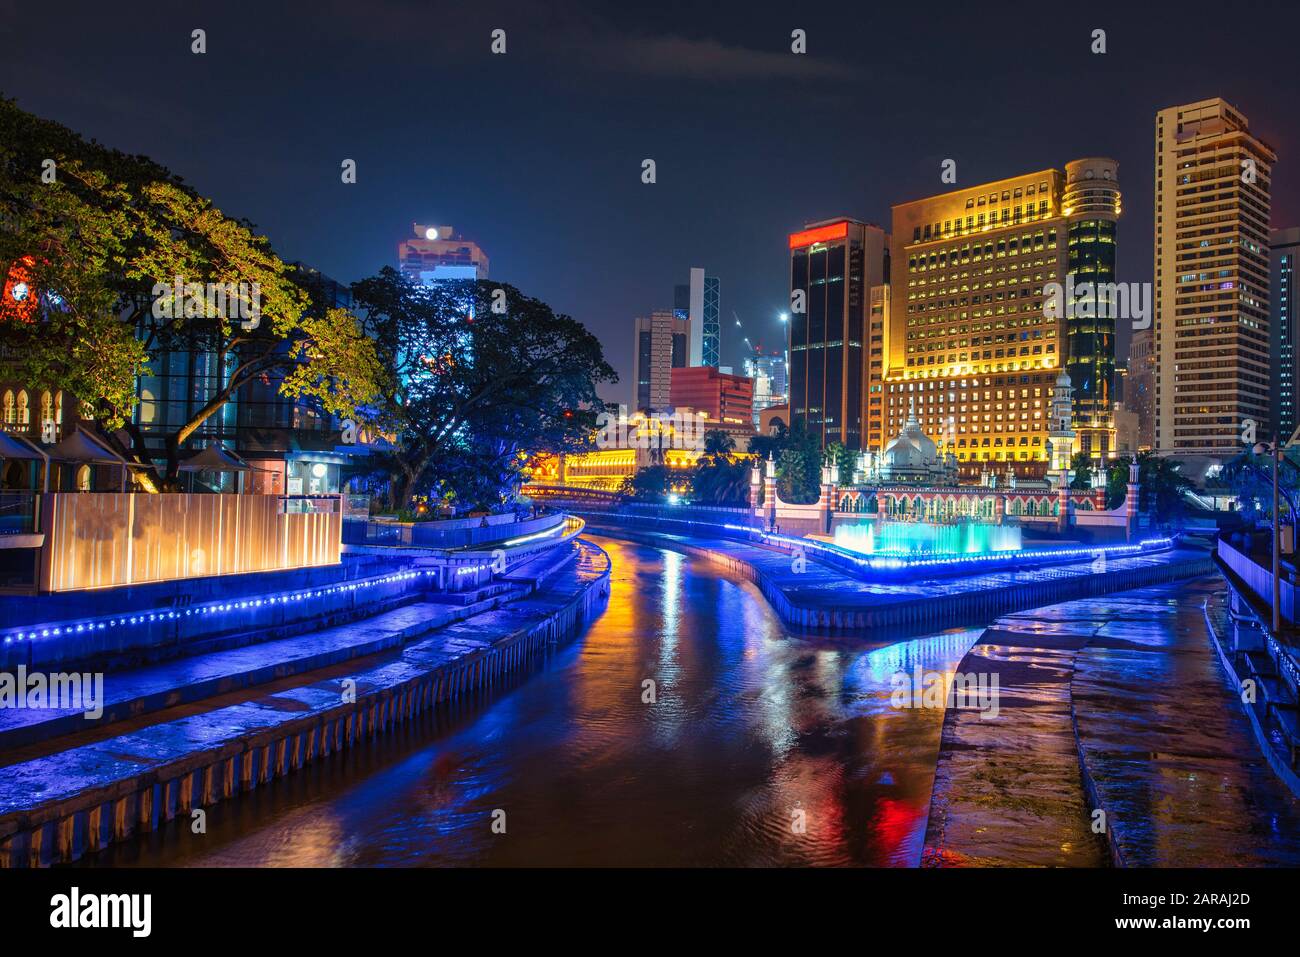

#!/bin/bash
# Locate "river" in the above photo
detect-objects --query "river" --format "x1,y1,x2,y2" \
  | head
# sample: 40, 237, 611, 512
84, 536, 981, 867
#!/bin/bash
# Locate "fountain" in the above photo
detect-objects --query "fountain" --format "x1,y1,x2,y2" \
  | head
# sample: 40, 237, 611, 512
833, 520, 1022, 557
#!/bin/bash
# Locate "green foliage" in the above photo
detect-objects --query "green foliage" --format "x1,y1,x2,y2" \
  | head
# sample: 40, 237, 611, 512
1135, 450, 1193, 524
777, 422, 822, 504
702, 429, 734, 457
1104, 456, 1131, 510
621, 465, 675, 502
825, 441, 856, 481
690, 432, 750, 505
747, 421, 788, 460
1221, 448, 1299, 527
1069, 451, 1094, 490
0, 96, 383, 490
350, 268, 616, 510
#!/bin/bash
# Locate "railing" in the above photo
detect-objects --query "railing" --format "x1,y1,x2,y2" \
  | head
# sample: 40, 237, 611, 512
1217, 534, 1297, 628
343, 511, 566, 550
42, 492, 343, 591
0, 492, 38, 536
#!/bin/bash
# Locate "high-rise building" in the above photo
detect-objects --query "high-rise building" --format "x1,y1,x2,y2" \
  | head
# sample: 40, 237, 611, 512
669, 365, 754, 442
886, 159, 1120, 476
1128, 327, 1156, 450
632, 311, 689, 413
866, 284, 889, 450
788, 219, 889, 450
1271, 227, 1300, 441
677, 268, 721, 367
1062, 158, 1122, 456
743, 352, 788, 426
1153, 98, 1274, 457
397, 223, 489, 285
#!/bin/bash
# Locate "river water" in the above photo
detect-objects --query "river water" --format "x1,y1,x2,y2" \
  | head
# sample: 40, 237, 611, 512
87, 536, 981, 867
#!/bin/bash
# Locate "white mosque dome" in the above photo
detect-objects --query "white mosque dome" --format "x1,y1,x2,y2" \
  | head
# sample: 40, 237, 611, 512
882, 411, 938, 469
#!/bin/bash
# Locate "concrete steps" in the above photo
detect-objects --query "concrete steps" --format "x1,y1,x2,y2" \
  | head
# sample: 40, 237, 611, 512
0, 588, 518, 755
0, 540, 612, 866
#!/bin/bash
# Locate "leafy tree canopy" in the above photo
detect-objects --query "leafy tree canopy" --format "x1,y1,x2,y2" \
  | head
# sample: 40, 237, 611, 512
350, 267, 616, 510
0, 95, 384, 490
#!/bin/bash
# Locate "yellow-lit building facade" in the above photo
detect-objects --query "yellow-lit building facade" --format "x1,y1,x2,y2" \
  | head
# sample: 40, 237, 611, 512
1153, 98, 1274, 456
523, 410, 748, 493
885, 159, 1121, 477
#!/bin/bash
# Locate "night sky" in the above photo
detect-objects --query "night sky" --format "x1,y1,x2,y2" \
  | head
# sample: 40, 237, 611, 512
3, 0, 1298, 407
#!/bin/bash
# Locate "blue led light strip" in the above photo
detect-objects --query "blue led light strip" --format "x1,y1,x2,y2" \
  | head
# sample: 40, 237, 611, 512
1, 565, 500, 646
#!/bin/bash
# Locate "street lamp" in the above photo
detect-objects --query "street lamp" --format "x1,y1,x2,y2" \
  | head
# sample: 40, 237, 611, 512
1254, 438, 1284, 634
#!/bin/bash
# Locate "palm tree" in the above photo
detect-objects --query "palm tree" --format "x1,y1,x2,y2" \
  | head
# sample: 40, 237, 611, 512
703, 429, 735, 458
1135, 450, 1192, 526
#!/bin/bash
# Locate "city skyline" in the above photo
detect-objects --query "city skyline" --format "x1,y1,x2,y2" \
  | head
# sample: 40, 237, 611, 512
3, 2, 1298, 410
5, 1, 1300, 924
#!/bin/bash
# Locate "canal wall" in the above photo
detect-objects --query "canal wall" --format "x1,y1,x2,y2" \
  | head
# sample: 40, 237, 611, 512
586, 524, 1215, 633
0, 542, 611, 867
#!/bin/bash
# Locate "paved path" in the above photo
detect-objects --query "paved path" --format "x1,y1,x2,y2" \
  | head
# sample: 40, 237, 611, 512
923, 577, 1300, 866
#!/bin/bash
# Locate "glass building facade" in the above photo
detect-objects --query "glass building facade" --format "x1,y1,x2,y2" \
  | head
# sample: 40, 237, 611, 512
1272, 227, 1300, 440
1063, 158, 1122, 458
789, 220, 885, 450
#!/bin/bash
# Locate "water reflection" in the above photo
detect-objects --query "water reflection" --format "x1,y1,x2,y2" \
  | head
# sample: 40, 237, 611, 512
85, 537, 979, 868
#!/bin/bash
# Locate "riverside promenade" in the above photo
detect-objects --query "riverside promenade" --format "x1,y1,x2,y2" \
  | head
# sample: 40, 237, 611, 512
922, 578, 1300, 867
581, 517, 1215, 633
0, 538, 610, 867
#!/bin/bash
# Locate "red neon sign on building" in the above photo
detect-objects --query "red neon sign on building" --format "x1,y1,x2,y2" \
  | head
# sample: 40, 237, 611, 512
788, 221, 849, 249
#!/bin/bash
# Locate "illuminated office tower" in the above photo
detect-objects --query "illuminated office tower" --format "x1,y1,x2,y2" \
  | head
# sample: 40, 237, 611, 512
866, 284, 889, 450
887, 160, 1119, 478
677, 268, 721, 367
1063, 158, 1122, 457
397, 223, 489, 285
1271, 227, 1300, 440
632, 310, 689, 413
1153, 99, 1274, 456
1128, 326, 1156, 450
788, 219, 889, 450
744, 352, 788, 426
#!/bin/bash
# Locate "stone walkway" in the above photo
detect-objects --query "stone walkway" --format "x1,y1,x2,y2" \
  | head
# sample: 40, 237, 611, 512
923, 577, 1300, 866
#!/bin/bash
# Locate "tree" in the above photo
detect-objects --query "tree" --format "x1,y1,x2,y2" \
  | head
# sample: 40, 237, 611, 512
0, 96, 384, 491
1136, 450, 1192, 525
825, 441, 857, 482
702, 429, 734, 457
621, 464, 675, 502
350, 268, 616, 510
776, 422, 822, 504
1221, 448, 1298, 528
1069, 451, 1094, 490
691, 430, 749, 505
747, 421, 788, 460
1104, 455, 1131, 510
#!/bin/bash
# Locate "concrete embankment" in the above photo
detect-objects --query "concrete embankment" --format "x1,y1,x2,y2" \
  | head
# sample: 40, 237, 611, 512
0, 541, 610, 867
584, 522, 1215, 633
922, 578, 1300, 867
